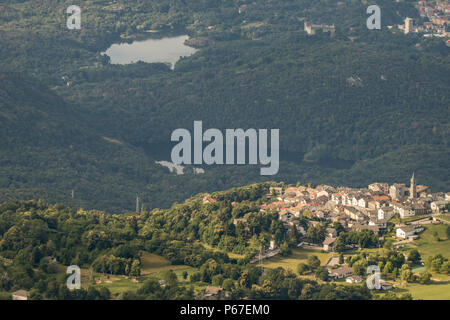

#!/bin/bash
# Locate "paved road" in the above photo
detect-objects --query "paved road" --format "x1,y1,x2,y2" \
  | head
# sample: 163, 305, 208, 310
434, 217, 450, 225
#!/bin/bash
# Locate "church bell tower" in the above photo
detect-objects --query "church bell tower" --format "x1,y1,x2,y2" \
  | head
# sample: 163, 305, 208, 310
409, 172, 417, 199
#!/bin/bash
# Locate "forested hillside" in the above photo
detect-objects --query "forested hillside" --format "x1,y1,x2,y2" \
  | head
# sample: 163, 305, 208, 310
0, 184, 379, 300
2, 182, 446, 300
0, 0, 448, 211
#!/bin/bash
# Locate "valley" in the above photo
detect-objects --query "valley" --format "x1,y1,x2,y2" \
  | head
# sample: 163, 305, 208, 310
0, 0, 448, 212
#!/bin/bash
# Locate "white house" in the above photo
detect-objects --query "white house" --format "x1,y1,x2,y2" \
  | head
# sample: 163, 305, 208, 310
431, 200, 448, 213
378, 206, 395, 220
323, 237, 337, 252
393, 203, 415, 218
351, 196, 359, 207
396, 225, 424, 239
357, 197, 371, 208
269, 240, 277, 250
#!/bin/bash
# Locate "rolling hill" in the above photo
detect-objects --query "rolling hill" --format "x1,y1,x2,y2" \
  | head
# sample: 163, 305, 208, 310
0, 0, 448, 211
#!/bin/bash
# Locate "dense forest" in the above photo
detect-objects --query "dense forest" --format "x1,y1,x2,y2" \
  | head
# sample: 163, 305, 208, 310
0, 0, 448, 211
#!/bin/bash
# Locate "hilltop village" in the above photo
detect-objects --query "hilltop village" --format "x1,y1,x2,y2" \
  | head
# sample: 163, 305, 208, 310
399, 1, 450, 45
194, 176, 450, 298
249, 174, 450, 252
414, 1, 450, 37
302, 1, 449, 44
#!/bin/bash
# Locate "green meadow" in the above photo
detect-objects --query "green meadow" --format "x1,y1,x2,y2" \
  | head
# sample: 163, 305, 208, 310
262, 248, 334, 272
406, 224, 450, 260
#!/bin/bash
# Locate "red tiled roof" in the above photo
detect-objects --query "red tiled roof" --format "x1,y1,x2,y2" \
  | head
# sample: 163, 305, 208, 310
373, 196, 389, 201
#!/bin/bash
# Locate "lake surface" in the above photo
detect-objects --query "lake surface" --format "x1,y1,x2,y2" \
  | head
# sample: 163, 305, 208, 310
102, 35, 197, 69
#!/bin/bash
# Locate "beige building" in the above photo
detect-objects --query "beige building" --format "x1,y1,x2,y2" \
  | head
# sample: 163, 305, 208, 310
405, 18, 413, 34
12, 290, 29, 300
389, 184, 406, 200
368, 183, 389, 194
304, 21, 335, 36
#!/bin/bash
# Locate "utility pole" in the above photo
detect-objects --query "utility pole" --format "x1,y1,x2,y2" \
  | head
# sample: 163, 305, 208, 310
259, 245, 263, 272
136, 195, 140, 214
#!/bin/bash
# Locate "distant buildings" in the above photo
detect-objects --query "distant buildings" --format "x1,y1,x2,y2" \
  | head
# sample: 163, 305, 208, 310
431, 200, 448, 213
329, 267, 353, 279
378, 206, 395, 220
390, 184, 406, 200
12, 290, 29, 300
380, 280, 394, 290
346, 275, 363, 284
401, 2, 449, 38
304, 21, 335, 36
396, 225, 424, 239
196, 286, 225, 300
203, 195, 217, 204
238, 4, 248, 14
369, 183, 389, 194
323, 237, 337, 252
404, 17, 414, 34
260, 173, 448, 251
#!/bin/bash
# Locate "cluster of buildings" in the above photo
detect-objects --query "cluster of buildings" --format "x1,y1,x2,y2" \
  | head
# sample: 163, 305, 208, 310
327, 266, 393, 289
195, 286, 226, 300
398, 1, 449, 41
260, 174, 449, 250
304, 21, 336, 36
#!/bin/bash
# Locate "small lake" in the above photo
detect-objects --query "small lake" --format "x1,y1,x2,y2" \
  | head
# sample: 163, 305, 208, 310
102, 35, 197, 69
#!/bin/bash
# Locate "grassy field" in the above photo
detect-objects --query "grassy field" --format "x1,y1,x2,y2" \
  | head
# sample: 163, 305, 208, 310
92, 267, 206, 296
90, 252, 198, 295
140, 252, 188, 275
407, 282, 450, 300
145, 266, 198, 282
262, 248, 334, 272
406, 224, 450, 260
143, 267, 209, 295
59, 227, 450, 299
93, 277, 141, 295
91, 269, 201, 296
200, 243, 245, 260
393, 223, 450, 299
393, 280, 450, 300
439, 214, 450, 222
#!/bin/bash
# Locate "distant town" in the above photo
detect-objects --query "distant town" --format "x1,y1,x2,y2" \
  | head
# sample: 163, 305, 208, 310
258, 174, 448, 246
302, 0, 449, 45
198, 174, 450, 293
399, 1, 449, 42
